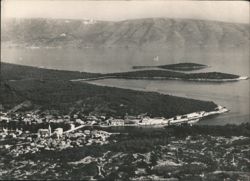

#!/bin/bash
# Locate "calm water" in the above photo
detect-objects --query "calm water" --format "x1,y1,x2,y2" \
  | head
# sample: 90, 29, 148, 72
1, 47, 249, 125
2, 47, 249, 74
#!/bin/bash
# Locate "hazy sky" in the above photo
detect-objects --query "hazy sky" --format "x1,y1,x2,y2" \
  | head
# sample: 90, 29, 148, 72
2, 0, 249, 23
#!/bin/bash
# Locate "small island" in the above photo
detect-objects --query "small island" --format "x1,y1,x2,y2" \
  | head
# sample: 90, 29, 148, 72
133, 63, 208, 71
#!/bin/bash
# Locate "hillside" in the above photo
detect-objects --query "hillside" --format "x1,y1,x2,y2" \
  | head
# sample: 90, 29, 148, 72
1, 18, 249, 49
1, 62, 101, 81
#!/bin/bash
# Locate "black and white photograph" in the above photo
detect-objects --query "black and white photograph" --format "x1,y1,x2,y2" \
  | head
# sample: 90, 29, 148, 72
0, 0, 249, 180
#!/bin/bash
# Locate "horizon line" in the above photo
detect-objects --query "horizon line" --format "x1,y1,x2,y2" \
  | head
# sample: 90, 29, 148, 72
2, 16, 249, 25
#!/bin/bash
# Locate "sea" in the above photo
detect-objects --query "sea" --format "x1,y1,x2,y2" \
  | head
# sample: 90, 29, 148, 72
1, 47, 249, 125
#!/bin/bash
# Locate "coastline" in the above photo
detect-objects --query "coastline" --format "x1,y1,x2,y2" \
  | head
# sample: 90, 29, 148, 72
89, 105, 229, 128
71, 76, 249, 83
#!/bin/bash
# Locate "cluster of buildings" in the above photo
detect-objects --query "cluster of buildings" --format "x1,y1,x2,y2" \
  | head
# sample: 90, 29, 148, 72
105, 105, 228, 127
0, 110, 105, 126
0, 124, 114, 158
0, 105, 229, 134
0, 108, 116, 157
106, 110, 213, 127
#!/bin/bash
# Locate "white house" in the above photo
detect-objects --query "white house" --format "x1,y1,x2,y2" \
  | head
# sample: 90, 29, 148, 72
108, 119, 124, 126
53, 128, 63, 139
0, 116, 10, 122
139, 117, 167, 125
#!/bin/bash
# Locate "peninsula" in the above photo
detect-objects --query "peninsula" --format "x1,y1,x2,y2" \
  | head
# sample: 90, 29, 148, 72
100, 70, 248, 82
1, 62, 218, 119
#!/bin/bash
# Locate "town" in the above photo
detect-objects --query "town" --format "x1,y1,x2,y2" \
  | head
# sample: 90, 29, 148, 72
0, 101, 229, 130
0, 101, 229, 158
1, 112, 249, 180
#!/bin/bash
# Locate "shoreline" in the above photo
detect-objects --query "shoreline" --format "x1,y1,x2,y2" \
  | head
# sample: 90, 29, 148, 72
71, 76, 249, 83
77, 105, 229, 128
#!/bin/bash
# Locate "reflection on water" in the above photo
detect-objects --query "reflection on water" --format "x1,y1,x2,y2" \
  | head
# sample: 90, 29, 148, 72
1, 47, 249, 125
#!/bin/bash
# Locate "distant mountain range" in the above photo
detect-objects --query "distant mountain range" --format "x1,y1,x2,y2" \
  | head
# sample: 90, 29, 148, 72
1, 18, 249, 49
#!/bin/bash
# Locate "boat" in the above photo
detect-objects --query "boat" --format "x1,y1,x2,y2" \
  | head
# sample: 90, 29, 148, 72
153, 56, 159, 62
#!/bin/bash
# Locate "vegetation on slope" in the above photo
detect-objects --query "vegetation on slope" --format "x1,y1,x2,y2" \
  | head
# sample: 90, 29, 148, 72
1, 123, 249, 180
4, 79, 216, 118
105, 123, 250, 153
2, 62, 228, 117
1, 62, 101, 81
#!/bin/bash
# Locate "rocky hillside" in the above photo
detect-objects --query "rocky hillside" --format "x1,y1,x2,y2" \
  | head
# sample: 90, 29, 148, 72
1, 18, 249, 49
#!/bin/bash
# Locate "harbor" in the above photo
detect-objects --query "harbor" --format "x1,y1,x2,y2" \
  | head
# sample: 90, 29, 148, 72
100, 105, 229, 127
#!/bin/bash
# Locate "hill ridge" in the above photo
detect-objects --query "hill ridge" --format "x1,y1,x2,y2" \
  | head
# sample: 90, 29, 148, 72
2, 17, 249, 49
